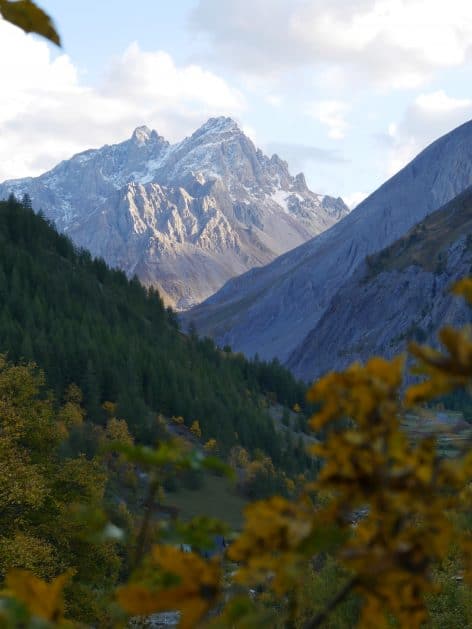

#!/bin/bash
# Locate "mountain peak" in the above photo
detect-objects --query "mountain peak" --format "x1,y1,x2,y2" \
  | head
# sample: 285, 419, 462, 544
186, 115, 472, 370
131, 125, 153, 145
195, 116, 241, 138
0, 117, 348, 311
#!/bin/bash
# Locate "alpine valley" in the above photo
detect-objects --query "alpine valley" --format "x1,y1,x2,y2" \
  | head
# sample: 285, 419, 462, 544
0, 117, 348, 310
187, 120, 472, 381
4, 4, 472, 627
2, 116, 472, 386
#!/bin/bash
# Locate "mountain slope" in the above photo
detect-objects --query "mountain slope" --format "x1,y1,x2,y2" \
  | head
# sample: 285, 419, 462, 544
0, 195, 310, 471
287, 187, 472, 381
0, 117, 348, 309
185, 119, 472, 363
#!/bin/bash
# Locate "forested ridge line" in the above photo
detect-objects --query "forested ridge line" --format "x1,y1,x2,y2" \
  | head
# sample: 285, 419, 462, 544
0, 195, 309, 473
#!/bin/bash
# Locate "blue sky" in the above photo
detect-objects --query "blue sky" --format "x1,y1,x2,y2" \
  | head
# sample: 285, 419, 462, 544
1, 0, 472, 207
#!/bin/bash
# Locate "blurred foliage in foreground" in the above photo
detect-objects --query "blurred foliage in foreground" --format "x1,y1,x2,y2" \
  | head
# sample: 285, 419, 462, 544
1, 280, 472, 627
0, 0, 60, 45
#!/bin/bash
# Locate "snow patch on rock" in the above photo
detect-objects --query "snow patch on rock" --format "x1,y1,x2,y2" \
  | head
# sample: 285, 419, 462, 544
0, 117, 349, 309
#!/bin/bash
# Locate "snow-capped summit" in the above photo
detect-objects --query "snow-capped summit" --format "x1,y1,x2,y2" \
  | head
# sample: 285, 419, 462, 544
0, 118, 348, 309
131, 125, 153, 144
192, 116, 241, 138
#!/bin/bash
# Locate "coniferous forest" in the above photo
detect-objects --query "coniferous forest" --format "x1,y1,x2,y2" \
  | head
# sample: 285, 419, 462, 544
0, 195, 308, 471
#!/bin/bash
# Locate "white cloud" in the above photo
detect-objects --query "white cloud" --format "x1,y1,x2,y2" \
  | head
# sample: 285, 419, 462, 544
344, 191, 368, 209
387, 90, 472, 175
191, 0, 302, 75
191, 0, 472, 88
102, 43, 244, 113
415, 91, 472, 113
0, 21, 245, 181
265, 94, 283, 107
241, 124, 257, 143
306, 100, 350, 139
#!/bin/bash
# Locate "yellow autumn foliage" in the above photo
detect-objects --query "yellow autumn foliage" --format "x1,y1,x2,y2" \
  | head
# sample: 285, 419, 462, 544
0, 357, 123, 624
226, 279, 472, 628
204, 438, 218, 452
190, 420, 202, 439
3, 278, 472, 628
118, 546, 221, 629
4, 569, 72, 623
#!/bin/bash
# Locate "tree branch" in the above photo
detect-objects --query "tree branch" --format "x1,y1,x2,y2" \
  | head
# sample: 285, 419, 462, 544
303, 576, 358, 629
133, 476, 160, 570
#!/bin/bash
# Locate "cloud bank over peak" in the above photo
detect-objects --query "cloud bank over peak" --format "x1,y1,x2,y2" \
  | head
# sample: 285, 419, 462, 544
2, 1, 472, 208
0, 21, 245, 181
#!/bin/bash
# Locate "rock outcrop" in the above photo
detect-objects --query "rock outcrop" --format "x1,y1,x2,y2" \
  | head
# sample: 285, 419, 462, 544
0, 117, 348, 309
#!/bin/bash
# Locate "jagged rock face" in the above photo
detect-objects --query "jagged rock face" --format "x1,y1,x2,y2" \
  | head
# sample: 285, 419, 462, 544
287, 187, 472, 381
0, 117, 348, 309
185, 119, 472, 363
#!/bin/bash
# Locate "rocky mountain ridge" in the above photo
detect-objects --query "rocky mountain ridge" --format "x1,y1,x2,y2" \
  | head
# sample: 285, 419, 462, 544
0, 117, 348, 309
287, 186, 472, 381
185, 119, 472, 371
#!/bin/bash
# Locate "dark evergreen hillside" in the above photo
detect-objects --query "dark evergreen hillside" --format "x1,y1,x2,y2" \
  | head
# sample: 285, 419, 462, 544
0, 195, 307, 469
